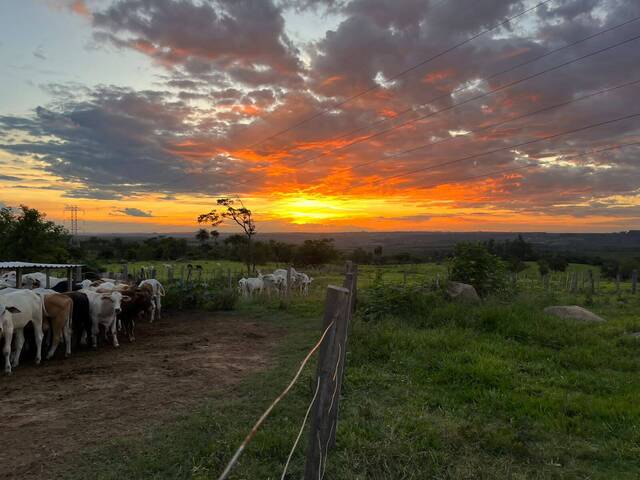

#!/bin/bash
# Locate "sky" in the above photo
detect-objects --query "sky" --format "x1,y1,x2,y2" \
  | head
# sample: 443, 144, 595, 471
0, 0, 639, 234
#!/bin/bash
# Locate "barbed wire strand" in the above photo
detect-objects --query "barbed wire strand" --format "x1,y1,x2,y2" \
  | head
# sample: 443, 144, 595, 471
216, 319, 336, 480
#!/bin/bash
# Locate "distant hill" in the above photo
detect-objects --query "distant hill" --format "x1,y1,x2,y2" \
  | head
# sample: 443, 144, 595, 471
80, 230, 640, 258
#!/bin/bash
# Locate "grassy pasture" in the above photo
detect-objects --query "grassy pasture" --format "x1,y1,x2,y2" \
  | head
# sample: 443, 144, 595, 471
67, 262, 640, 479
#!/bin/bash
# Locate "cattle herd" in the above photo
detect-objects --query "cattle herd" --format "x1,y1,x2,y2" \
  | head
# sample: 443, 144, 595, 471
0, 271, 165, 374
238, 267, 313, 298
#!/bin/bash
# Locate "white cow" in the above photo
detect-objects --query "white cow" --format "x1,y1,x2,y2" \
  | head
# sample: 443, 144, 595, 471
0, 290, 44, 370
297, 273, 314, 295
138, 279, 165, 322
81, 289, 124, 348
0, 302, 20, 374
23, 272, 66, 288
78, 279, 93, 290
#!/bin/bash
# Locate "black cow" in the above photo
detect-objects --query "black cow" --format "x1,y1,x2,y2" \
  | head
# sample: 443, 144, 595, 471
118, 287, 153, 342
62, 292, 91, 348
51, 281, 82, 293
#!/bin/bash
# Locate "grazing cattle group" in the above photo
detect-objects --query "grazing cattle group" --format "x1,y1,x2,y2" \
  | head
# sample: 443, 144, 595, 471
238, 267, 313, 298
0, 273, 165, 374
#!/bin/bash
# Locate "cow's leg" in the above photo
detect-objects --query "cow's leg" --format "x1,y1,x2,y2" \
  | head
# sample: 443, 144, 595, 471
46, 320, 62, 359
110, 319, 119, 348
3, 327, 13, 374
33, 321, 43, 365
63, 320, 72, 357
11, 329, 25, 368
91, 320, 99, 349
149, 303, 156, 323
156, 295, 162, 319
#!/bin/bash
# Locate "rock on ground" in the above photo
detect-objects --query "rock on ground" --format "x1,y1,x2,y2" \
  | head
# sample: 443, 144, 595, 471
543, 305, 605, 323
446, 282, 480, 303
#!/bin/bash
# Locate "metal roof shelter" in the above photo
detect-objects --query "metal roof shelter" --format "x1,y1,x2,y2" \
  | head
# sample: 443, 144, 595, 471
0, 262, 83, 290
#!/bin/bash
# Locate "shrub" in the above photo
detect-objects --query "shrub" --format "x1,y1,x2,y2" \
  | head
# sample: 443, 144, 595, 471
450, 242, 509, 297
361, 281, 441, 321
163, 281, 238, 312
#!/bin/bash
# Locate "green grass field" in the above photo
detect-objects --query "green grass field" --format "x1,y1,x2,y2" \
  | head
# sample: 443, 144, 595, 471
66, 262, 640, 479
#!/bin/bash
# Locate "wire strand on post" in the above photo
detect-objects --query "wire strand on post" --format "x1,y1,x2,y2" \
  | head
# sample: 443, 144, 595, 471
217, 320, 336, 480
280, 377, 321, 480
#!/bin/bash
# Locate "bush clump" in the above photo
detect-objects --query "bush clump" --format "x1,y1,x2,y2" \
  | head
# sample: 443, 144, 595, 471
450, 242, 509, 297
361, 281, 441, 321
164, 281, 238, 312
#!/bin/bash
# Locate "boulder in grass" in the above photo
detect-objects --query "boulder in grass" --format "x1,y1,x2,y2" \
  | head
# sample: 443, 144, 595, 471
543, 305, 605, 323
446, 282, 480, 303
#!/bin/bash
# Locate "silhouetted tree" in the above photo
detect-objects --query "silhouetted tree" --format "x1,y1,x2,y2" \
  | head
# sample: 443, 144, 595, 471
198, 198, 256, 274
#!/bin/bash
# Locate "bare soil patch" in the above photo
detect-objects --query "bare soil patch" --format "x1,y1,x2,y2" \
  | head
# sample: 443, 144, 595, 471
0, 311, 281, 479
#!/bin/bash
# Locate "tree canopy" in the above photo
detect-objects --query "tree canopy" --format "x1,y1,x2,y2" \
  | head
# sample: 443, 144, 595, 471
0, 205, 70, 262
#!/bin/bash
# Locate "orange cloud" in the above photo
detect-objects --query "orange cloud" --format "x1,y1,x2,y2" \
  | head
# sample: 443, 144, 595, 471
423, 69, 455, 84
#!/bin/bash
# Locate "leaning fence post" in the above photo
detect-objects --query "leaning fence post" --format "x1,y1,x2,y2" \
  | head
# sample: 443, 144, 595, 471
304, 285, 350, 480
632, 270, 638, 294
588, 270, 595, 294
616, 272, 621, 294
122, 263, 129, 282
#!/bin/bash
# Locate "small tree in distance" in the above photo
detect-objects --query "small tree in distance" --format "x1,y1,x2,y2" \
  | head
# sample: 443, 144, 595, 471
198, 197, 256, 274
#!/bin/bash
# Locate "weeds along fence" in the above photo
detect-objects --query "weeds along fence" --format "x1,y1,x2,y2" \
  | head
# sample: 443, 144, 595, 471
369, 267, 639, 296
217, 262, 358, 480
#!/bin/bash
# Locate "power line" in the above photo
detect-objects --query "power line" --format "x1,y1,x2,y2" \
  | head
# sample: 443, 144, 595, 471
293, 32, 640, 168
399, 141, 640, 193
353, 111, 640, 190
304, 15, 640, 156
330, 78, 640, 175
244, 0, 554, 150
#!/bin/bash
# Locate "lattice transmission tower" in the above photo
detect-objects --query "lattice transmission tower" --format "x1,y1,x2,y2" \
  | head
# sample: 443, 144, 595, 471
64, 205, 84, 244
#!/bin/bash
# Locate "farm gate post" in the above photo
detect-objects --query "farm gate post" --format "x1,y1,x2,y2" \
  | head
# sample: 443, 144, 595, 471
122, 263, 128, 282
304, 284, 351, 480
588, 270, 595, 294
632, 270, 638, 294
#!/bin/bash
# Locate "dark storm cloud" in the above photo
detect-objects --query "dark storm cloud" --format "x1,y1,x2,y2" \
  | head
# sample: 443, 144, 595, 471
0, 174, 21, 181
92, 0, 304, 87
0, 86, 262, 198
112, 207, 154, 217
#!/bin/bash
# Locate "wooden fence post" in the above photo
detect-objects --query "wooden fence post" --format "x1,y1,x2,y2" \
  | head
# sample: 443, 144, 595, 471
227, 268, 232, 289
632, 270, 638, 294
167, 265, 174, 284
570, 272, 578, 293
328, 266, 358, 448
286, 265, 293, 306
122, 263, 129, 282
304, 285, 350, 480
45, 268, 51, 289
588, 270, 595, 294
616, 273, 621, 294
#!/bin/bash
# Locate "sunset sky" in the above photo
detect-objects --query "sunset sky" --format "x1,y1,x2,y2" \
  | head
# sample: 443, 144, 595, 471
1, 0, 639, 234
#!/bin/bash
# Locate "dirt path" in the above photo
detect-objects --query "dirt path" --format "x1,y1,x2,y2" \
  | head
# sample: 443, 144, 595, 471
0, 311, 281, 479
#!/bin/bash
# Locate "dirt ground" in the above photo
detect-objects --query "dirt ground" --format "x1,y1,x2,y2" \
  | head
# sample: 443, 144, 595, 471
0, 311, 281, 479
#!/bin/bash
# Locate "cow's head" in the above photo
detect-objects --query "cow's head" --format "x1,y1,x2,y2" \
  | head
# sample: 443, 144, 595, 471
111, 291, 124, 314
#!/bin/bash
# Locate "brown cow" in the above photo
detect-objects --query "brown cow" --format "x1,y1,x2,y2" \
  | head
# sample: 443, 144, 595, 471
41, 293, 73, 359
